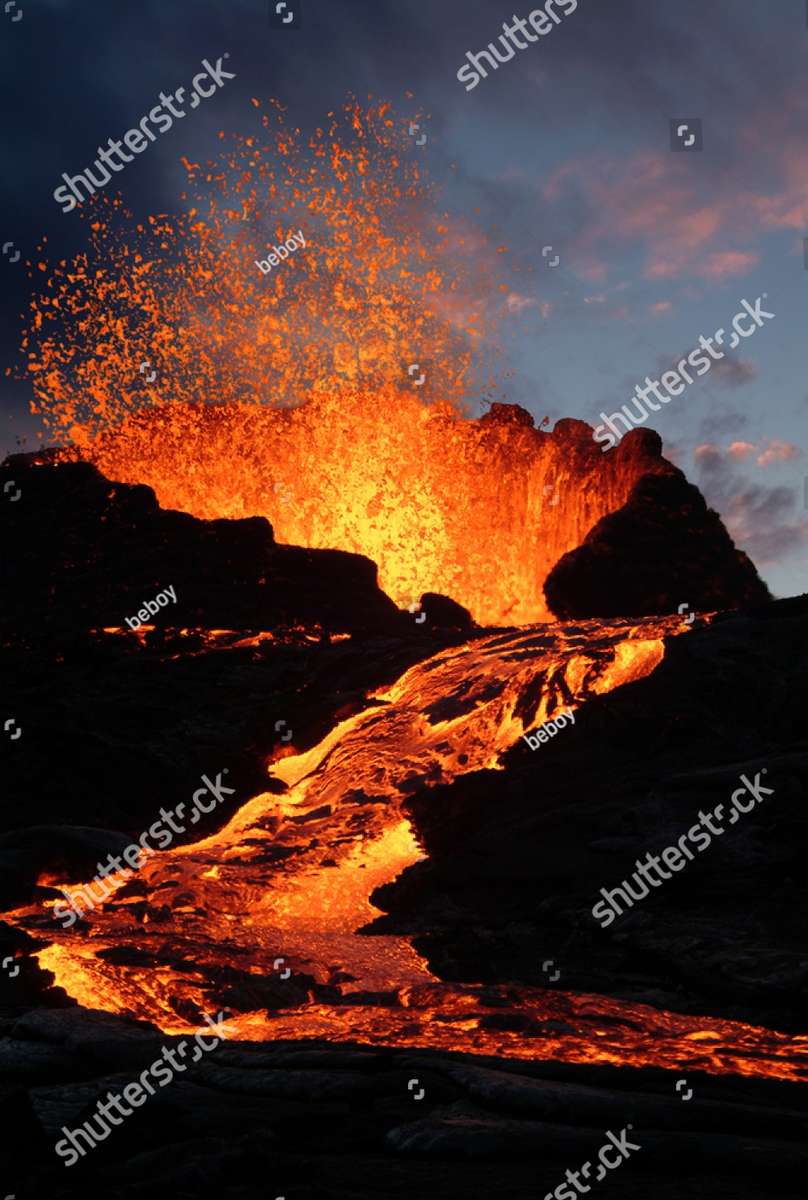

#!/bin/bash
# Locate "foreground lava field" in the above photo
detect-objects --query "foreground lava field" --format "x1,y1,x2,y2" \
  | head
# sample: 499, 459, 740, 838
1, 451, 806, 1199
5, 616, 808, 1086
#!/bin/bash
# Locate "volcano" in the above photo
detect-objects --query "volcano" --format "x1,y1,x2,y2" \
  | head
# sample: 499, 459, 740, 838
1, 406, 805, 1200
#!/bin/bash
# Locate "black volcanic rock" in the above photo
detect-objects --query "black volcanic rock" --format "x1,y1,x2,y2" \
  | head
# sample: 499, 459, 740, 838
544, 470, 771, 619
0, 457, 400, 635
418, 592, 474, 631
478, 403, 536, 428
0, 1009, 806, 1197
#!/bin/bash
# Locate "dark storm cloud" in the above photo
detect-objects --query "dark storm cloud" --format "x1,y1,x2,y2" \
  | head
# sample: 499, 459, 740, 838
693, 443, 808, 569
700, 407, 748, 437
0, 0, 778, 247
650, 348, 757, 395
709, 356, 758, 388
0, 0, 793, 335
727, 484, 807, 565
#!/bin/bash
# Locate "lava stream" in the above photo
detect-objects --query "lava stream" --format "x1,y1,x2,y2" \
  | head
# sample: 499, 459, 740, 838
8, 615, 807, 1082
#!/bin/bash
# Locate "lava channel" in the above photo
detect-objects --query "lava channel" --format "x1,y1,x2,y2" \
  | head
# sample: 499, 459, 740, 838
6, 615, 807, 1082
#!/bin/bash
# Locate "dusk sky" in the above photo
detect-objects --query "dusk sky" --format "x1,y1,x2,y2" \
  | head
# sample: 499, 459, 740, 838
2, 0, 806, 598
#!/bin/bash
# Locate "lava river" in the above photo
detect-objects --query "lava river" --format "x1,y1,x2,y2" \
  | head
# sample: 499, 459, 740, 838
6, 615, 808, 1082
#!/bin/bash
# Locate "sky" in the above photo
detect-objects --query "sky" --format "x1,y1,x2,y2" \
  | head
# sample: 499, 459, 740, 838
1, 0, 806, 598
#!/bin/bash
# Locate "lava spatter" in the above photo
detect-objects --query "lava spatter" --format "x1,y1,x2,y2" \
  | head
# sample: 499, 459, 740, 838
22, 98, 501, 446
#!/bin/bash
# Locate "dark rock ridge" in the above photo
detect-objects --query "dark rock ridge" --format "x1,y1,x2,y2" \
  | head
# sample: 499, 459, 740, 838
3, 419, 764, 630
0, 456, 402, 636
78, 402, 688, 624
544, 470, 771, 618
416, 592, 474, 631
0, 435, 803, 1197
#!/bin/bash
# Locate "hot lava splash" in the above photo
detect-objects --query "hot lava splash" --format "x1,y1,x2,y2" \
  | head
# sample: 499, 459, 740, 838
16, 96, 671, 623
6, 615, 807, 1082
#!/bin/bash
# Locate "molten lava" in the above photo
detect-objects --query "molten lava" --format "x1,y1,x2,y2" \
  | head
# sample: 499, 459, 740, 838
13, 97, 672, 623
77, 398, 670, 624
10, 95, 800, 1088
7, 615, 808, 1082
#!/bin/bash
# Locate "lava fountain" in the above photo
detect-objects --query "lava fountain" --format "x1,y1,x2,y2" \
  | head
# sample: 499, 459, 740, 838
17, 97, 673, 623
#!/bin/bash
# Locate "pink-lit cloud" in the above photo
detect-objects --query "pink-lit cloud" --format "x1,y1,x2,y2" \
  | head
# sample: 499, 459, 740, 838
543, 92, 808, 283
505, 292, 539, 314
692, 443, 808, 569
694, 442, 721, 467
698, 440, 802, 467
756, 440, 802, 466
696, 251, 760, 280
710, 356, 758, 388
728, 441, 756, 461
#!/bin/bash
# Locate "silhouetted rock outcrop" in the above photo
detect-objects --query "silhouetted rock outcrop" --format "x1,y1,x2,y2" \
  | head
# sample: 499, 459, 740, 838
544, 471, 771, 618
81, 401, 680, 623
417, 592, 474, 631
0, 457, 401, 635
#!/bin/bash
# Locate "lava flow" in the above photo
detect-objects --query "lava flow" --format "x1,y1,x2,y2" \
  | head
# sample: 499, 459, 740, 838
10, 96, 803, 1087
6, 615, 807, 1082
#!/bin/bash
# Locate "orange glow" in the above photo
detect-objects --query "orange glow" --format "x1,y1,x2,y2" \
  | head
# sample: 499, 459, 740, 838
18, 98, 668, 623
73, 394, 664, 624
11, 99, 790, 1084
24, 99, 499, 448
9, 613, 804, 1083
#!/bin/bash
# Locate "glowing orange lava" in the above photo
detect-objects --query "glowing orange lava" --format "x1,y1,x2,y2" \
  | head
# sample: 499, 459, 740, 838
9, 95, 795, 1087
15, 97, 668, 623
22, 98, 500, 445
74, 396, 668, 624
8, 614, 807, 1082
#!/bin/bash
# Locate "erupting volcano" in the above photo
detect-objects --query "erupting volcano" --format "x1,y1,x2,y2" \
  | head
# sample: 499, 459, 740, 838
17, 99, 765, 624
2, 89, 805, 1200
